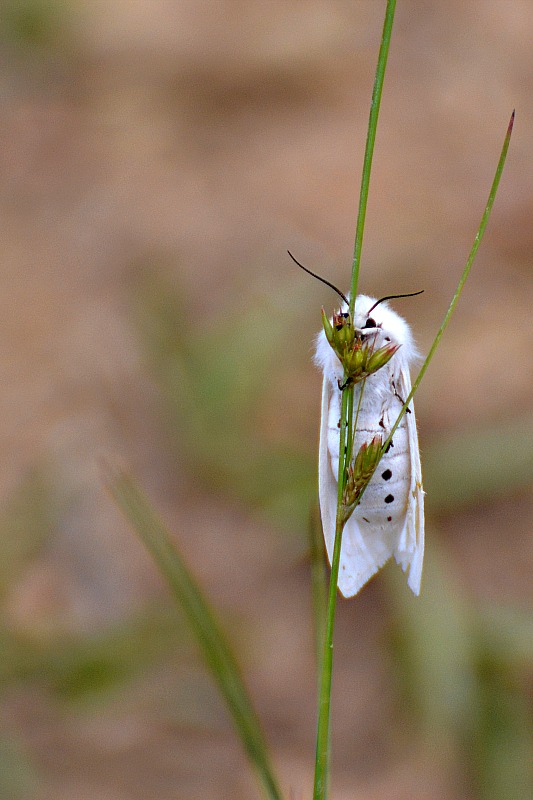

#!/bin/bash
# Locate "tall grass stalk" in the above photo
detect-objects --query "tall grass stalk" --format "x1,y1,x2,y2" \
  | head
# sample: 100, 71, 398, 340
312, 3, 513, 797
313, 2, 397, 796
350, 0, 396, 313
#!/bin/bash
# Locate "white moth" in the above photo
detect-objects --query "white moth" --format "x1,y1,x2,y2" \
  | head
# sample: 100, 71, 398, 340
315, 295, 424, 597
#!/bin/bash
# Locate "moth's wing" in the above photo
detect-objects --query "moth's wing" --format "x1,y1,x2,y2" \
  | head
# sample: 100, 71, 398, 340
337, 514, 396, 597
318, 377, 392, 598
395, 365, 425, 595
318, 376, 338, 566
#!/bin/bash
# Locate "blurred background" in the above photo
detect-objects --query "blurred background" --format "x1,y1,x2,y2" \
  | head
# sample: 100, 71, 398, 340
0, 1, 532, 798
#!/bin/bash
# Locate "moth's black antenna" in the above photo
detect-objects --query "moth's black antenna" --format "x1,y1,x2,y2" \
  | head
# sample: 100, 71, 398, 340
288, 250, 348, 306
367, 290, 424, 316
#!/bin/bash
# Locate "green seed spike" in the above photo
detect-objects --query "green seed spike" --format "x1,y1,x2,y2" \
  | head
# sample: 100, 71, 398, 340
321, 307, 335, 346
366, 342, 400, 374
342, 435, 383, 522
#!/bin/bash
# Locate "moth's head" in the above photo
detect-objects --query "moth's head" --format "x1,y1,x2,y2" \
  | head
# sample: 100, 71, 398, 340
353, 294, 414, 350
289, 250, 422, 364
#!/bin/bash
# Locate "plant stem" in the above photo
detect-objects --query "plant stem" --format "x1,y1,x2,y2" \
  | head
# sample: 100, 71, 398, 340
309, 505, 328, 688
313, 384, 352, 799
314, 4, 397, 797
382, 110, 515, 454
341, 110, 515, 560
350, 0, 397, 314
314, 0, 512, 785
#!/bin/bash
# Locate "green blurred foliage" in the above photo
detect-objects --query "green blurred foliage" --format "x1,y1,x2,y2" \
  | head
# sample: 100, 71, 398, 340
0, 470, 189, 699
0, 735, 38, 800
0, 469, 56, 599
133, 269, 316, 532
423, 417, 533, 512
0, 0, 70, 52
0, 471, 206, 793
0, 607, 188, 701
389, 544, 533, 800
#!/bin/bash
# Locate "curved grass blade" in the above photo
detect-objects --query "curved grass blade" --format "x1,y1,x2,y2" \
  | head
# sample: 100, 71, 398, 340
106, 467, 283, 800
382, 110, 515, 454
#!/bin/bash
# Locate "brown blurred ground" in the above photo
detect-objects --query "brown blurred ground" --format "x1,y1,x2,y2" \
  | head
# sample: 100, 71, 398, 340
0, 1, 532, 798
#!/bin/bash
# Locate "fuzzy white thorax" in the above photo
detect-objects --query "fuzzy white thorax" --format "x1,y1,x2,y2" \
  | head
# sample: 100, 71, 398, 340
314, 294, 418, 389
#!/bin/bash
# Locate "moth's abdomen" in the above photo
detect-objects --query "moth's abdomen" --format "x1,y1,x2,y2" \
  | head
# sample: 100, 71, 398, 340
354, 416, 410, 528
326, 390, 410, 529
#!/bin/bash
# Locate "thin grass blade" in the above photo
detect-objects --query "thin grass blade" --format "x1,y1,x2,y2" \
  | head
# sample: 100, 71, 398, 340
308, 505, 327, 687
350, 0, 397, 310
106, 467, 283, 800
383, 110, 515, 453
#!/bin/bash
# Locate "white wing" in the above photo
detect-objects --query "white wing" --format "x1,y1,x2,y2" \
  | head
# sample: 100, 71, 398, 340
337, 513, 398, 597
318, 378, 399, 598
394, 365, 425, 594
318, 376, 337, 565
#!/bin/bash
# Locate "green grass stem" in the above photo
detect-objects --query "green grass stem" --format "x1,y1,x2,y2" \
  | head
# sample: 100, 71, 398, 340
308, 506, 328, 687
314, 0, 513, 787
314, 3, 397, 796
313, 385, 352, 799
350, 0, 396, 314
382, 110, 515, 455
106, 468, 283, 800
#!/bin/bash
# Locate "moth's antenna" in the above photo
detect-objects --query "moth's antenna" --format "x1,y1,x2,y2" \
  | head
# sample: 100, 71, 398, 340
288, 250, 348, 306
367, 290, 424, 316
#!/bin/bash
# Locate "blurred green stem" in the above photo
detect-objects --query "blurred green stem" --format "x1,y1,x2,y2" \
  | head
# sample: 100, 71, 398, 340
107, 469, 283, 800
